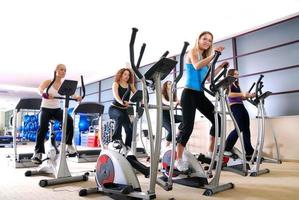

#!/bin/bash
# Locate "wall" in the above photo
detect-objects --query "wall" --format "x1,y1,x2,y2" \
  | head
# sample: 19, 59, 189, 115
0, 111, 5, 135
187, 114, 299, 161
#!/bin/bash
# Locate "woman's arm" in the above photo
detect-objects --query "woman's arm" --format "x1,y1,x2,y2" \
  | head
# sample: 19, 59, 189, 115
112, 82, 125, 106
71, 94, 83, 102
38, 80, 51, 95
228, 89, 251, 100
190, 46, 225, 70
162, 94, 170, 106
38, 80, 55, 99
162, 94, 180, 107
130, 83, 137, 94
190, 50, 214, 70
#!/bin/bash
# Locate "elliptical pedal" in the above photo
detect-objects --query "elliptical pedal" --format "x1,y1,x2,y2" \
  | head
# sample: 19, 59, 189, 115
103, 183, 135, 195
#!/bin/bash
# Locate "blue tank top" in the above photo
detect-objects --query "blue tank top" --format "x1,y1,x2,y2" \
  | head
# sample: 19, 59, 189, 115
185, 62, 209, 91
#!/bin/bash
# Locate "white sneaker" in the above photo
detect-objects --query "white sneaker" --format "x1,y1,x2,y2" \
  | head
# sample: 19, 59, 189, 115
31, 152, 42, 165
66, 145, 77, 154
175, 159, 189, 172
224, 151, 233, 157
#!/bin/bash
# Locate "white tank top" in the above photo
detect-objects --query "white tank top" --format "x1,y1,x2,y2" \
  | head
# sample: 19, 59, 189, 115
41, 86, 61, 109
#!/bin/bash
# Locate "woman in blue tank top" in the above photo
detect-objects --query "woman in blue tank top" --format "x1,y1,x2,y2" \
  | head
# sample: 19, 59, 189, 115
109, 68, 136, 147
175, 31, 228, 171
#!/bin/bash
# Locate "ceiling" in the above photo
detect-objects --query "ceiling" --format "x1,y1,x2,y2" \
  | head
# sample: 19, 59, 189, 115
0, 0, 298, 111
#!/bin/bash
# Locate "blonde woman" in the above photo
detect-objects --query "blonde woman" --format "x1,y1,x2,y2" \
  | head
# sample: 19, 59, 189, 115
32, 64, 82, 164
175, 32, 228, 171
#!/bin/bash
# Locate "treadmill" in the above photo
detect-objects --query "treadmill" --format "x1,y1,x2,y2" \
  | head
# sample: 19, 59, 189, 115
72, 102, 104, 162
12, 98, 42, 168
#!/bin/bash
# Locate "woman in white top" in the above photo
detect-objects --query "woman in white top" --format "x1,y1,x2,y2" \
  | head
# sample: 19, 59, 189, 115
31, 64, 82, 164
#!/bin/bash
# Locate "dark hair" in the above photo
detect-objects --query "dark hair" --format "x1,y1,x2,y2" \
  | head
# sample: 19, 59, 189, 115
227, 69, 236, 77
162, 81, 177, 102
227, 69, 239, 87
114, 68, 134, 84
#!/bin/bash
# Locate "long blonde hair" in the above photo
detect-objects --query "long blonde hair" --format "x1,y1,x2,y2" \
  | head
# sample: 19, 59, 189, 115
193, 31, 214, 59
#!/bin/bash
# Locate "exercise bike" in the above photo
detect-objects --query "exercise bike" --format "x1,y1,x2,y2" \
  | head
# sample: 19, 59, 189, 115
25, 73, 89, 187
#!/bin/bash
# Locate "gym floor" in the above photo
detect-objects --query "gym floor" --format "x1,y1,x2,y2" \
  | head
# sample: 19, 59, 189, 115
1, 144, 299, 200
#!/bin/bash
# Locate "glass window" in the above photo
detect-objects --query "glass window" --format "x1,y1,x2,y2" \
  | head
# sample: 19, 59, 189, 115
238, 43, 299, 76
214, 39, 233, 60
101, 89, 114, 102
82, 93, 99, 103
236, 17, 299, 55
85, 82, 99, 95
101, 77, 114, 91
239, 67, 299, 94
244, 92, 299, 117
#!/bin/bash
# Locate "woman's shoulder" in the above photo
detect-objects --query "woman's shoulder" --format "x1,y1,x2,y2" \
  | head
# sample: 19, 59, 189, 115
112, 82, 119, 87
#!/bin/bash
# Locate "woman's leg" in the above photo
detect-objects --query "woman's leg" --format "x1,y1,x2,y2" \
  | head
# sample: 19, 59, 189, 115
162, 111, 172, 146
241, 106, 255, 155
196, 92, 219, 153
123, 110, 133, 147
176, 89, 197, 159
109, 106, 125, 142
225, 105, 243, 151
34, 108, 52, 154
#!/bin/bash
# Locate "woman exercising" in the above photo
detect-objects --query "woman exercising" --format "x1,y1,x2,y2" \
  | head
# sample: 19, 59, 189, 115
225, 69, 255, 159
109, 67, 136, 147
31, 64, 82, 164
175, 31, 227, 171
161, 81, 182, 147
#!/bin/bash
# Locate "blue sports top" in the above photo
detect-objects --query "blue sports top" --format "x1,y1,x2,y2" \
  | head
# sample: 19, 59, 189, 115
185, 54, 209, 91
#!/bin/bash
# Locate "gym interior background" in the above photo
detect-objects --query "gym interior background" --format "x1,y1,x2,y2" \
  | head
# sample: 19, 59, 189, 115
34, 15, 299, 160
0, 1, 298, 200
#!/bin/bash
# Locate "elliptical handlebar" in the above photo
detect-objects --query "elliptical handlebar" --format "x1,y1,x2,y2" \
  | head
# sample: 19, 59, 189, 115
161, 51, 169, 59
46, 71, 57, 96
80, 75, 86, 99
248, 82, 256, 93
255, 74, 264, 97
130, 27, 145, 80
214, 62, 229, 83
246, 74, 272, 106
210, 51, 222, 91
174, 42, 189, 85
201, 50, 224, 96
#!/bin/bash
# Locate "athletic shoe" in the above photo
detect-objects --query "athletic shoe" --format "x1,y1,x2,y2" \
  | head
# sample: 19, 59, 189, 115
224, 151, 233, 157
66, 145, 77, 155
175, 159, 189, 172
31, 153, 42, 165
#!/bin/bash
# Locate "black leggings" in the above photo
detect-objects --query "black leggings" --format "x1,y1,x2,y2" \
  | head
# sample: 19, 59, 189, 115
177, 89, 220, 147
108, 106, 133, 147
163, 111, 182, 142
225, 104, 254, 155
35, 108, 74, 154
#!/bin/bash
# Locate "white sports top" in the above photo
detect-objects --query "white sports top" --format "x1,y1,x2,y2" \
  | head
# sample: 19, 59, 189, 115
40, 86, 61, 109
